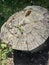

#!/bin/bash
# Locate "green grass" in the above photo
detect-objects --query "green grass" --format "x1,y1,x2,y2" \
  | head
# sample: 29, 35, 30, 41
0, 40, 12, 65
0, 0, 49, 28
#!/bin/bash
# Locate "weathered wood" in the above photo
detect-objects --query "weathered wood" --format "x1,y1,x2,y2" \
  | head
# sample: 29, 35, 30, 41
7, 58, 14, 65
0, 6, 49, 51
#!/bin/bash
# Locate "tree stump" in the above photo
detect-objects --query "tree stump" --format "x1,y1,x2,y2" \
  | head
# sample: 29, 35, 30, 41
0, 6, 49, 52
7, 58, 14, 65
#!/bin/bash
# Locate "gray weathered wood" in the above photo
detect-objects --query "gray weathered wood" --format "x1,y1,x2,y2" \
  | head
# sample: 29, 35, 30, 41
0, 6, 49, 51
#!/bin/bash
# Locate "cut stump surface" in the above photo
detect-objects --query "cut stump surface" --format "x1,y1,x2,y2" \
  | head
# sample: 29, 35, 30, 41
0, 6, 49, 51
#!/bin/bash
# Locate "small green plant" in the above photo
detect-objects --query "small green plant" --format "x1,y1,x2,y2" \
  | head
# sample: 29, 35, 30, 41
0, 40, 12, 65
18, 26, 23, 34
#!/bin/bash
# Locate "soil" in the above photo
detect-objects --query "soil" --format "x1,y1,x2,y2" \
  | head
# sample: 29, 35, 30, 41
13, 49, 48, 65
